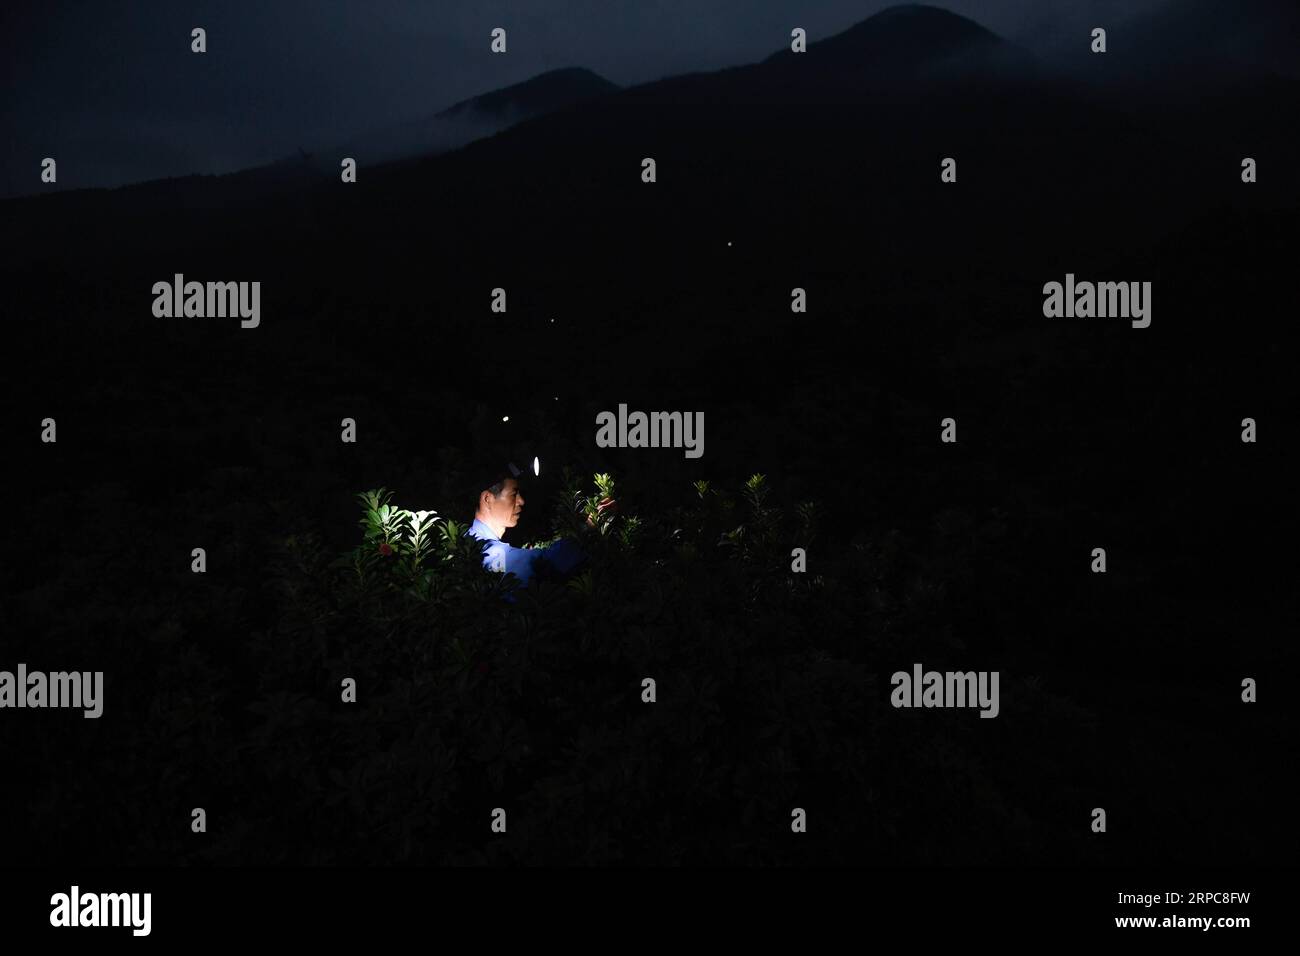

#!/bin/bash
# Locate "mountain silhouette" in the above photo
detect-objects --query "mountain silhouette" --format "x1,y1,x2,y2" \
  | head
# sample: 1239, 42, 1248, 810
327, 1, 1294, 282
330, 66, 619, 165
604, 4, 1037, 113
438, 66, 620, 121
761, 3, 1036, 88
4, 2, 1297, 309
0, 66, 619, 213
5, 0, 1294, 450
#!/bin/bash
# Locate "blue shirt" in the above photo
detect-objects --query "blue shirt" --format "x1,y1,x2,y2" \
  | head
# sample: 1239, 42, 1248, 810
465, 518, 585, 588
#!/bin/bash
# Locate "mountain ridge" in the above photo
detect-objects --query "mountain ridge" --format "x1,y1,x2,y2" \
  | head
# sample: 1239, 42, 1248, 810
330, 66, 620, 165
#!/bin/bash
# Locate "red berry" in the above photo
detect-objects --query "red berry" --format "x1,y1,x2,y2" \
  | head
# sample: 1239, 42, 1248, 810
378, 541, 393, 556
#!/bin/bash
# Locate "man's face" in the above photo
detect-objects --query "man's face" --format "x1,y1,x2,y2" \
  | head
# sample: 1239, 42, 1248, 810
482, 477, 524, 530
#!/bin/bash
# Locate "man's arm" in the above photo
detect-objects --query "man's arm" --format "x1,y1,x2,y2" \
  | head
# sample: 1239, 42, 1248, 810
483, 537, 582, 587
535, 537, 585, 577
483, 539, 538, 585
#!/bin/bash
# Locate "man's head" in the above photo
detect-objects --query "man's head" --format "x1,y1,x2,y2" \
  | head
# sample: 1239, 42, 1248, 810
475, 476, 524, 538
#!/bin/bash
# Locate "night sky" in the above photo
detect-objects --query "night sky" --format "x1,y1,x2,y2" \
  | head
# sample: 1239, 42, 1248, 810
2, 0, 1172, 197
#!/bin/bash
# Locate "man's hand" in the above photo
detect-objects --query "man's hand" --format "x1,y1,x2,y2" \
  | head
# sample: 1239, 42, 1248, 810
586, 497, 617, 527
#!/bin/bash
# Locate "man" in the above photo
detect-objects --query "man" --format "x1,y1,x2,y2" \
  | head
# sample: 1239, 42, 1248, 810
466, 469, 615, 588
